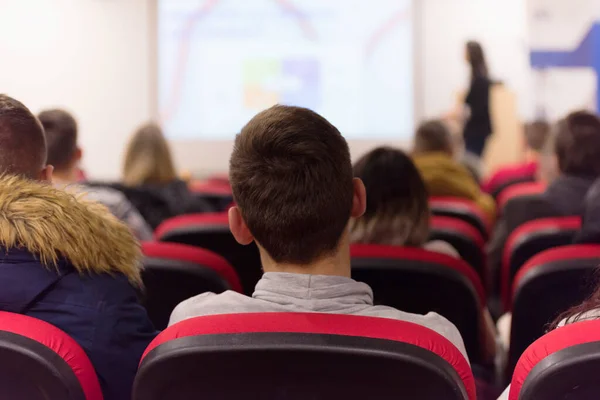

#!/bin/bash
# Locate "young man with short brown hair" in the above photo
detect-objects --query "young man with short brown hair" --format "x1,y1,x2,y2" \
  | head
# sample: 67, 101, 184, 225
169, 105, 467, 358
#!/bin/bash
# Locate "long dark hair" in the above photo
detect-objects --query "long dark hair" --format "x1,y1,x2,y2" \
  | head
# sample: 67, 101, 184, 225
466, 41, 488, 80
349, 147, 431, 246
549, 273, 600, 330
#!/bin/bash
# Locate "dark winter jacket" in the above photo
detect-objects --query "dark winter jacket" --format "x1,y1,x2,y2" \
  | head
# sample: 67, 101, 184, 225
0, 175, 157, 400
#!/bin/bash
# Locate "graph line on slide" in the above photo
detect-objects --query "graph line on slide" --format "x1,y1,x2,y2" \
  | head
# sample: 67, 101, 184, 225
160, 0, 318, 124
365, 6, 410, 59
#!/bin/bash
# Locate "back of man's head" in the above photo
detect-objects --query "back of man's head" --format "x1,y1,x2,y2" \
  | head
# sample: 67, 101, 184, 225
524, 120, 551, 152
0, 95, 47, 179
229, 105, 354, 265
413, 119, 454, 155
37, 109, 78, 173
555, 111, 600, 178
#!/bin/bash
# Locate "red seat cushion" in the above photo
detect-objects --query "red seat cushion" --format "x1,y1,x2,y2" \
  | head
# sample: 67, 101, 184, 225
509, 320, 600, 399
141, 241, 242, 293
143, 312, 476, 400
0, 311, 103, 400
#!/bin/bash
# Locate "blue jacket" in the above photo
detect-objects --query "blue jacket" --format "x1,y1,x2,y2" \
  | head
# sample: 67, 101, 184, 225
0, 176, 158, 400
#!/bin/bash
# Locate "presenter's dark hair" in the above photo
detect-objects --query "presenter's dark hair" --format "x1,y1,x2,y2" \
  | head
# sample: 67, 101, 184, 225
466, 41, 488, 80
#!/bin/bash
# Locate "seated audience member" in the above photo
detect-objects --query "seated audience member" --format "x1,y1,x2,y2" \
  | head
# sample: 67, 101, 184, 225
574, 178, 600, 244
482, 120, 551, 194
488, 111, 600, 287
121, 123, 212, 228
0, 95, 157, 400
168, 105, 468, 358
412, 119, 496, 221
350, 146, 497, 361
349, 146, 458, 257
498, 277, 600, 399
38, 109, 153, 241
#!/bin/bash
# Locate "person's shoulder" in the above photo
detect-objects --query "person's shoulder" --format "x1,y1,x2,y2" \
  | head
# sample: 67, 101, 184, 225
168, 290, 253, 326
358, 307, 468, 360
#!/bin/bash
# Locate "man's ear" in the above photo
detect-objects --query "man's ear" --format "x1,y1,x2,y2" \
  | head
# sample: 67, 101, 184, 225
39, 165, 54, 183
351, 177, 367, 218
228, 206, 254, 245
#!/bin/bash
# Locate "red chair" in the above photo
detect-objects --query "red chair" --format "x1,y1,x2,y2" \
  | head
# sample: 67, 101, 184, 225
508, 320, 600, 400
490, 175, 537, 200
141, 242, 242, 329
155, 213, 262, 295
497, 181, 546, 213
350, 244, 486, 364
0, 312, 102, 400
501, 216, 581, 310
430, 216, 486, 282
189, 180, 233, 211
133, 313, 475, 400
430, 197, 491, 240
505, 245, 600, 380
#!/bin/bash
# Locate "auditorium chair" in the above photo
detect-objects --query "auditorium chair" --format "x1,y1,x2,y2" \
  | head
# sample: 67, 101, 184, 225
501, 216, 581, 310
505, 245, 600, 379
491, 175, 537, 201
350, 244, 486, 364
155, 213, 262, 295
133, 313, 476, 400
430, 215, 486, 282
0, 312, 102, 400
496, 181, 546, 214
189, 180, 233, 211
508, 320, 600, 400
141, 242, 242, 329
430, 197, 491, 240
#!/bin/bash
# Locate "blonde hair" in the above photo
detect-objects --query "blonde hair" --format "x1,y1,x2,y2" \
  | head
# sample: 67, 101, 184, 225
123, 123, 177, 186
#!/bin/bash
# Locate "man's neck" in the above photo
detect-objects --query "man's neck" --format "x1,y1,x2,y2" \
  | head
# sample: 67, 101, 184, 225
52, 169, 78, 185
260, 246, 351, 278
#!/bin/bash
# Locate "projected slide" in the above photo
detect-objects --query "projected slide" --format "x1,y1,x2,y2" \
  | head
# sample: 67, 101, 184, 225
158, 0, 414, 139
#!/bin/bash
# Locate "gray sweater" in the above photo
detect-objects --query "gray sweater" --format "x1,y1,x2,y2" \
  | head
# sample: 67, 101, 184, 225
169, 272, 468, 360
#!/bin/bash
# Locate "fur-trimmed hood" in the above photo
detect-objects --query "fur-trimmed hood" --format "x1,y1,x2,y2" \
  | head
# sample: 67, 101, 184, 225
0, 175, 142, 285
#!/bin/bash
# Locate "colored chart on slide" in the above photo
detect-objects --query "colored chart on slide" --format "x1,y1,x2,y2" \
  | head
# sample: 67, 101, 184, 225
158, 0, 413, 139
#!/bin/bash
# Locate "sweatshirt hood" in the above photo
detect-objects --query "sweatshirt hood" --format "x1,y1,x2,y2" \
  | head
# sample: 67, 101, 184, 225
0, 175, 142, 285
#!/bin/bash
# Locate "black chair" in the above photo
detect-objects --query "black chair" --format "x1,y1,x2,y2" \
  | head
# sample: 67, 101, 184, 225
491, 175, 537, 201
509, 320, 600, 400
134, 313, 476, 400
506, 245, 600, 380
156, 213, 262, 295
430, 215, 486, 282
0, 312, 102, 400
501, 216, 581, 310
430, 197, 490, 240
350, 244, 486, 364
141, 241, 242, 329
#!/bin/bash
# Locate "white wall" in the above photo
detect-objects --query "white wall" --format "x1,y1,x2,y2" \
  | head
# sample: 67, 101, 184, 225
0, 0, 153, 180
0, 0, 533, 178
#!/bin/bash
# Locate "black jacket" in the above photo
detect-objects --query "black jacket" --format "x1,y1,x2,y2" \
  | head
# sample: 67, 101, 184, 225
464, 76, 492, 141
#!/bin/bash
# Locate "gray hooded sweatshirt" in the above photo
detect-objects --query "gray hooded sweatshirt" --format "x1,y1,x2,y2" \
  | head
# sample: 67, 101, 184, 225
169, 272, 468, 360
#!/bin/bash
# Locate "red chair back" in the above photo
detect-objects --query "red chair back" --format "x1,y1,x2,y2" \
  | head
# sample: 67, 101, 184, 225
430, 197, 491, 240
155, 213, 262, 295
430, 216, 486, 281
0, 312, 102, 400
134, 313, 475, 400
497, 181, 546, 212
509, 320, 600, 400
141, 242, 242, 329
350, 244, 485, 364
506, 245, 600, 380
501, 216, 581, 310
